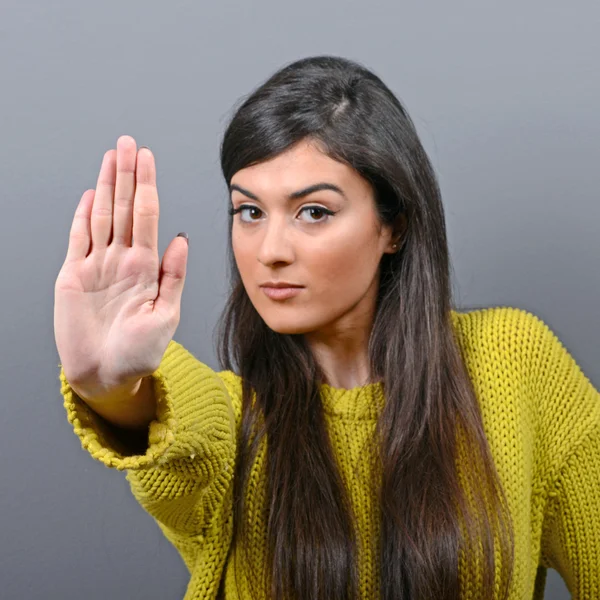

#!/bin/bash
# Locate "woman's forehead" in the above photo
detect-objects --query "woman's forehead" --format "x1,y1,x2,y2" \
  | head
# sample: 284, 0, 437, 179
230, 143, 367, 199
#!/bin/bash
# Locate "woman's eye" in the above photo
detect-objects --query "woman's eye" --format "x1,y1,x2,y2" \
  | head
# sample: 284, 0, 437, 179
240, 206, 263, 222
227, 205, 262, 222
298, 206, 333, 223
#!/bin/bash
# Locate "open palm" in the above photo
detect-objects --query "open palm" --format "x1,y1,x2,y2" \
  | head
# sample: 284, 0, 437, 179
54, 135, 188, 398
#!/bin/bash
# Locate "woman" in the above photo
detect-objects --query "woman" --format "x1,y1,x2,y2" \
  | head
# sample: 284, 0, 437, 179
54, 55, 600, 599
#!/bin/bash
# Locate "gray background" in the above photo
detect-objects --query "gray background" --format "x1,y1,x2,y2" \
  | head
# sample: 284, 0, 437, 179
1, 0, 598, 597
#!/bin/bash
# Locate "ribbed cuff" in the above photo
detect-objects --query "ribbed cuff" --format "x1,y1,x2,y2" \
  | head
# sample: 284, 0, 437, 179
60, 361, 178, 471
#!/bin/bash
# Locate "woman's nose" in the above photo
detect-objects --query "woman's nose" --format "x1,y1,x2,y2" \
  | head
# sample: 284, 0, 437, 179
256, 220, 294, 266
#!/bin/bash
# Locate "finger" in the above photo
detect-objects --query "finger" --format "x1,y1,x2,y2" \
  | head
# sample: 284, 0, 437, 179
65, 190, 95, 263
132, 147, 159, 250
112, 135, 138, 247
154, 235, 188, 319
90, 149, 116, 250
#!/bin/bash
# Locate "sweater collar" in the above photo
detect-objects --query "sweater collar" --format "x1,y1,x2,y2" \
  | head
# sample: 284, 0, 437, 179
319, 381, 385, 419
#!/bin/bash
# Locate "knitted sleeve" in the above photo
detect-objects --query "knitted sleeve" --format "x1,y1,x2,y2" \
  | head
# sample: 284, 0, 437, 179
58, 339, 239, 547
532, 315, 600, 597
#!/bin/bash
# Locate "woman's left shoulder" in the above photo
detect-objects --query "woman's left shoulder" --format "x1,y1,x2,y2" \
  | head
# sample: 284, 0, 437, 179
450, 304, 545, 370
453, 305, 600, 467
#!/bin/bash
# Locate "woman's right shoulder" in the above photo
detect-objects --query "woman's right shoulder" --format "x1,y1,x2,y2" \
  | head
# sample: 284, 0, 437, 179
166, 338, 245, 431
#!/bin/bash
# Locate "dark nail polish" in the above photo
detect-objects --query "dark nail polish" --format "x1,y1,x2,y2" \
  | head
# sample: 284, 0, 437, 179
177, 232, 189, 245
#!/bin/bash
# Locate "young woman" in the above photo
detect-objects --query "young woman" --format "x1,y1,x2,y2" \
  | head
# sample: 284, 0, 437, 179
54, 55, 600, 599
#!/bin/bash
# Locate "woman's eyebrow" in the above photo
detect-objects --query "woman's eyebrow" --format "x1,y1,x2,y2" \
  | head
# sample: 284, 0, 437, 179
229, 182, 347, 201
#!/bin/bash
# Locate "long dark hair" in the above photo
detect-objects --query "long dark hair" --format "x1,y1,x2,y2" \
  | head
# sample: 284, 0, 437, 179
215, 55, 515, 599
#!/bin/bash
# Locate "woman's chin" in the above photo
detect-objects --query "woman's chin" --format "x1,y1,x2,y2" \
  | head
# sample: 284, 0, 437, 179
262, 316, 316, 336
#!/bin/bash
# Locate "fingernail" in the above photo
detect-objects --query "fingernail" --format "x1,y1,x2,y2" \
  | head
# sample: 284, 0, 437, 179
139, 145, 151, 151
177, 232, 189, 245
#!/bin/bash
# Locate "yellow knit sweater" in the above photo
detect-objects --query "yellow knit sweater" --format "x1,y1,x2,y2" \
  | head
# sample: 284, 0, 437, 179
58, 306, 600, 599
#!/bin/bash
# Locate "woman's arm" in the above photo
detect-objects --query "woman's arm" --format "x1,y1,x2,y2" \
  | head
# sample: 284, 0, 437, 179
540, 427, 600, 597
59, 339, 239, 540
530, 314, 600, 597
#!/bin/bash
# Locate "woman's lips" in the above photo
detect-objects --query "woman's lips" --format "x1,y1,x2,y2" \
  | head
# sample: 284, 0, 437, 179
261, 286, 304, 300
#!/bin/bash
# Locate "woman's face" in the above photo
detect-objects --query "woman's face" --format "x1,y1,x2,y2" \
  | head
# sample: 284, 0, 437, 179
229, 138, 400, 337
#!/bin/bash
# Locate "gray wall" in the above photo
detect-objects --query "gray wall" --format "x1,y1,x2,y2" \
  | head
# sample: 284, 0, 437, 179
1, 0, 598, 597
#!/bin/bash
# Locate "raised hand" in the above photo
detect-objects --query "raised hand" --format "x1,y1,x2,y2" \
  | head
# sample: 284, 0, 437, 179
54, 135, 189, 401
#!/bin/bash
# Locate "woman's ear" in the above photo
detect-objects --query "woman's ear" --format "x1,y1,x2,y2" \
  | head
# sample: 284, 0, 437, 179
390, 212, 408, 251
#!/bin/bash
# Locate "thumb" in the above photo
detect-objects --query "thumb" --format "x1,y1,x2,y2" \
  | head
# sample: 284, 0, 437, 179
154, 233, 189, 319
